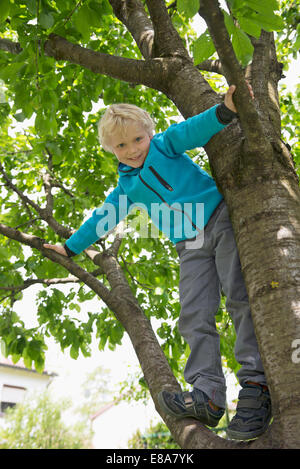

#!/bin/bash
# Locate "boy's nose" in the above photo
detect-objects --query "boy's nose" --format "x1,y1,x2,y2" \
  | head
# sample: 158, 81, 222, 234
129, 144, 138, 156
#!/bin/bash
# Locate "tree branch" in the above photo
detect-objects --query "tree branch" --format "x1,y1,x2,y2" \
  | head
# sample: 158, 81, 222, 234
42, 147, 76, 199
51, 179, 75, 199
0, 160, 72, 238
0, 161, 41, 214
107, 231, 124, 258
0, 277, 80, 292
44, 34, 169, 92
108, 0, 154, 59
0, 269, 104, 294
198, 0, 269, 148
42, 170, 54, 215
14, 217, 42, 231
145, 0, 191, 60
0, 37, 22, 54
246, 31, 282, 136
196, 58, 224, 75
0, 222, 112, 305
0, 34, 174, 93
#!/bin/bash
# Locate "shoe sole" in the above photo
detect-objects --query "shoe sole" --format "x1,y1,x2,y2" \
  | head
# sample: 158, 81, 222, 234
157, 391, 220, 427
226, 414, 272, 441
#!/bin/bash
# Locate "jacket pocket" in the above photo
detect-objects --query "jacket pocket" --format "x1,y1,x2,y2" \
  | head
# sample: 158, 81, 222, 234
149, 166, 174, 191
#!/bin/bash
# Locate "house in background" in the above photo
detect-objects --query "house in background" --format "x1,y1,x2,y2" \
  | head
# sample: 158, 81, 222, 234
0, 356, 55, 417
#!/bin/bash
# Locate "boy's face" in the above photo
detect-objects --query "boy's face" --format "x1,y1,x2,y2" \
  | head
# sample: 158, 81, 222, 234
109, 122, 152, 168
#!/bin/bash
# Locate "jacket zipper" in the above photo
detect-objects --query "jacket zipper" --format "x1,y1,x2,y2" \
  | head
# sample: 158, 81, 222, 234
149, 166, 174, 192
138, 173, 201, 234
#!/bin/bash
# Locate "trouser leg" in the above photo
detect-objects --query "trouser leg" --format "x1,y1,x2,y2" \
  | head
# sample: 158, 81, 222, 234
212, 203, 266, 387
176, 206, 227, 408
176, 201, 266, 409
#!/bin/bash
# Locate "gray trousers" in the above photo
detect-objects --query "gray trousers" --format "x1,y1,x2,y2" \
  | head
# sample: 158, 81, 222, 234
175, 201, 266, 408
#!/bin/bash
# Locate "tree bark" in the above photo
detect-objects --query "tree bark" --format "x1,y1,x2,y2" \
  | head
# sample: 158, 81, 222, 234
108, 0, 155, 59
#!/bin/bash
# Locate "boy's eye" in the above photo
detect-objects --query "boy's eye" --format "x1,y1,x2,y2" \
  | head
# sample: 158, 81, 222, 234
118, 143, 125, 148
136, 136, 143, 142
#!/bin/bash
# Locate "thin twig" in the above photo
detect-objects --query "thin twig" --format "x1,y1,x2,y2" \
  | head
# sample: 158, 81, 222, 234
120, 254, 153, 290
35, 0, 41, 90
62, 0, 85, 27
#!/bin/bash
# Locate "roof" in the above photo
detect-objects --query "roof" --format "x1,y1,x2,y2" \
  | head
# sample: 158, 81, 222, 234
90, 392, 132, 421
90, 401, 116, 421
0, 357, 57, 377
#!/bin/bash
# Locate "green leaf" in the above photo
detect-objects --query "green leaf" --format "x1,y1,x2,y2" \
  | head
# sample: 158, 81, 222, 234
26, 0, 37, 16
34, 355, 45, 373
237, 15, 261, 39
12, 353, 21, 364
35, 110, 57, 137
0, 61, 24, 82
69, 303, 81, 312
46, 141, 63, 165
232, 27, 254, 66
27, 339, 42, 360
177, 0, 199, 18
245, 0, 279, 15
0, 0, 10, 24
23, 352, 33, 370
109, 323, 124, 345
193, 30, 216, 65
250, 12, 284, 32
73, 5, 95, 39
295, 31, 300, 51
14, 111, 27, 122
70, 344, 79, 360
223, 10, 235, 36
98, 334, 107, 351
39, 12, 55, 30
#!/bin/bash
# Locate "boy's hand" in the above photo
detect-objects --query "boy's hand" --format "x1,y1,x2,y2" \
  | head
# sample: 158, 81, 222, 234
43, 244, 68, 257
224, 82, 254, 113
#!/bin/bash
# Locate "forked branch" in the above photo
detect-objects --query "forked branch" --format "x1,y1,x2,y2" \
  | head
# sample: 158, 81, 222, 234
198, 0, 268, 148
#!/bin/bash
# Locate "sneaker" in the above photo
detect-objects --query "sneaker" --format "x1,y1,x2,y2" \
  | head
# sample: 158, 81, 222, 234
157, 388, 224, 427
226, 383, 272, 440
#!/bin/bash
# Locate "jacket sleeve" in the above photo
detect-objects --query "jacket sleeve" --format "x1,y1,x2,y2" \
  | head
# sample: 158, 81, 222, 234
65, 185, 130, 256
155, 104, 236, 156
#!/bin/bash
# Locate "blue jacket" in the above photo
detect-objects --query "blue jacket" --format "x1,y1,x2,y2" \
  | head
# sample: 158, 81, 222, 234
66, 104, 232, 255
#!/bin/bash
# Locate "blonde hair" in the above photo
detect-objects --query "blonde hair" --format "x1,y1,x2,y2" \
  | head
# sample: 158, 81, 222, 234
98, 103, 155, 152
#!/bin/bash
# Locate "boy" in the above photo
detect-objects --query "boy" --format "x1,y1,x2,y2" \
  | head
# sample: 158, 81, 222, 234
44, 86, 271, 440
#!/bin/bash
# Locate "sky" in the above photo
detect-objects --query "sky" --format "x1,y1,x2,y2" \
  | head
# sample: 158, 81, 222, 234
1, 12, 299, 449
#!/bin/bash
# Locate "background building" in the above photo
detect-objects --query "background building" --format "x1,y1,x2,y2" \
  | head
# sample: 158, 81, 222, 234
0, 357, 55, 417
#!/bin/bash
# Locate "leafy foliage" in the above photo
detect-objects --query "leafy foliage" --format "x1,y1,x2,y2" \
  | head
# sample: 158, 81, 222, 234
128, 420, 180, 449
180, 0, 285, 66
0, 390, 92, 449
75, 365, 113, 418
276, 1, 300, 64
279, 84, 300, 173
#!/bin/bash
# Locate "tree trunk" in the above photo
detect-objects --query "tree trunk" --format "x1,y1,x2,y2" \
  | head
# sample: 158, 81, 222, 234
164, 72, 300, 447
205, 124, 300, 449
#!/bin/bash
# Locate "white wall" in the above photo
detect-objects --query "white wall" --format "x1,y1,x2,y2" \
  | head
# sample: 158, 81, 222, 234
0, 362, 52, 418
0, 365, 50, 391
91, 398, 159, 449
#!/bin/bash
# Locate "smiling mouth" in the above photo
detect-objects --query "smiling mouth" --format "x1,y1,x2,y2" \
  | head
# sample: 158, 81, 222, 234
130, 154, 142, 161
